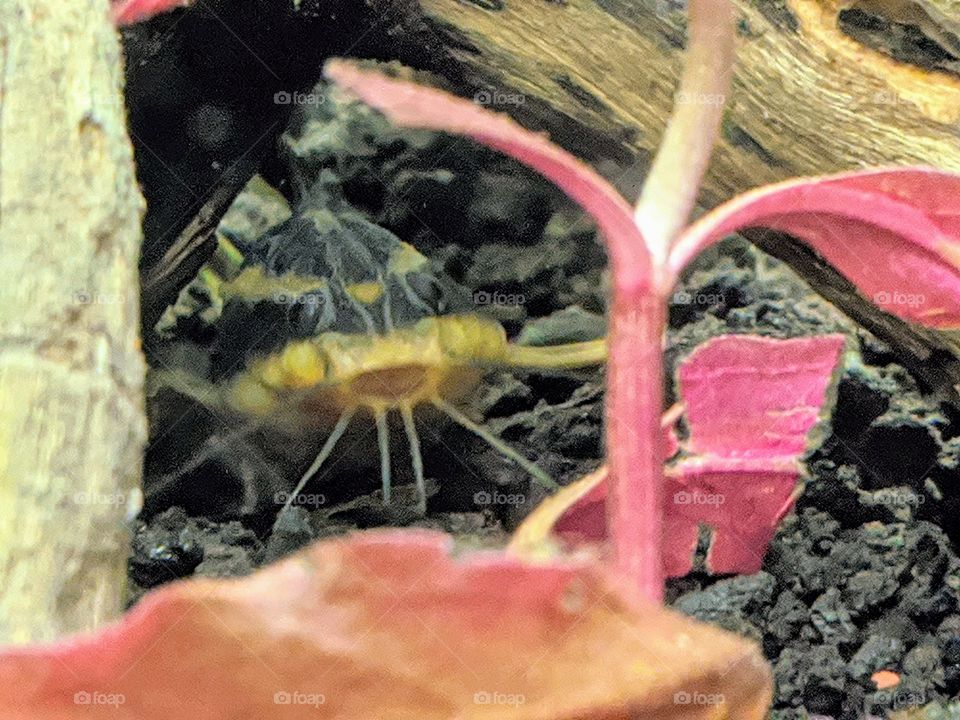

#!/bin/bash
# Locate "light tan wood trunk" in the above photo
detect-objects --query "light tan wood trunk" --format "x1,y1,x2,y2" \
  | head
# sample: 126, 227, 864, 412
0, 1, 146, 643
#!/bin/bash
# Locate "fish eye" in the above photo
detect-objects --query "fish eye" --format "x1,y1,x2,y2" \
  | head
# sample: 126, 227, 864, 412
285, 289, 333, 337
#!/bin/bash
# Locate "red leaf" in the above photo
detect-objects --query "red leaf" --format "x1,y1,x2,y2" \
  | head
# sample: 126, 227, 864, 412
678, 334, 844, 457
669, 168, 960, 328
514, 335, 844, 577
0, 531, 773, 718
112, 0, 192, 25
663, 457, 802, 577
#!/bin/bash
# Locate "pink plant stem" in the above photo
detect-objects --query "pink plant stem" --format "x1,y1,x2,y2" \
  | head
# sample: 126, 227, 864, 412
321, 59, 669, 599
606, 286, 666, 601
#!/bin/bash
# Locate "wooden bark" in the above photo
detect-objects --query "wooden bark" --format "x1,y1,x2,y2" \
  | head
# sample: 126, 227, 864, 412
374, 0, 960, 403
378, 0, 960, 199
0, 2, 146, 642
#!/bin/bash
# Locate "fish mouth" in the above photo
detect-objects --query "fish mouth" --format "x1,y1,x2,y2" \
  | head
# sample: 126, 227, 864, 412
348, 365, 433, 405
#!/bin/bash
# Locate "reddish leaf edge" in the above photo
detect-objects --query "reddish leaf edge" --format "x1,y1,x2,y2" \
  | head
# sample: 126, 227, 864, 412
112, 0, 192, 25
668, 167, 960, 329
0, 530, 620, 663
0, 528, 778, 720
8, 532, 590, 631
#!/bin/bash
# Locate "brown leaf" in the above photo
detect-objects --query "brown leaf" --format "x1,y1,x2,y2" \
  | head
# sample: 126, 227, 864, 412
0, 531, 771, 719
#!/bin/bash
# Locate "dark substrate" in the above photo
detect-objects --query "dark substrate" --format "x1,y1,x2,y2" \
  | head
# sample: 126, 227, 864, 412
133, 82, 960, 720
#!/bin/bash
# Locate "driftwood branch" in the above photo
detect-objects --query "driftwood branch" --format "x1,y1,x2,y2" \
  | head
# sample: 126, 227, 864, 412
0, 1, 146, 642
373, 0, 960, 404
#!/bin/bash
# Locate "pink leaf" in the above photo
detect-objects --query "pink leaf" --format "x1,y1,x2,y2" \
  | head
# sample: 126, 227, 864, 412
634, 0, 735, 254
651, 334, 844, 575
668, 168, 960, 328
112, 0, 192, 25
516, 335, 844, 577
663, 457, 802, 577
678, 334, 844, 457
546, 458, 805, 578
0, 531, 773, 718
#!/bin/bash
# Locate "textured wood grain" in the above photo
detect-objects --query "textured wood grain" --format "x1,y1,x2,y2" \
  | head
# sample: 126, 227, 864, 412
0, 1, 146, 642
382, 0, 960, 199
